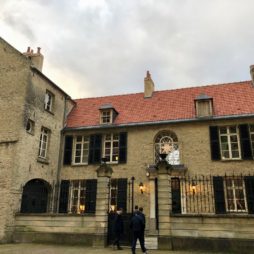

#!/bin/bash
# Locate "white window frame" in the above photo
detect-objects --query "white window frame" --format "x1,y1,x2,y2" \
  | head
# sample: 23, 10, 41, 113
100, 110, 112, 124
73, 135, 89, 165
219, 126, 241, 160
103, 133, 119, 163
225, 177, 247, 213
38, 127, 49, 159
68, 180, 86, 214
44, 90, 54, 112
154, 133, 180, 165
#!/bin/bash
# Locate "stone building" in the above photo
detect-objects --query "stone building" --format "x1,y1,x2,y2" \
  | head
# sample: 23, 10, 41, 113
0, 37, 75, 242
1, 37, 254, 252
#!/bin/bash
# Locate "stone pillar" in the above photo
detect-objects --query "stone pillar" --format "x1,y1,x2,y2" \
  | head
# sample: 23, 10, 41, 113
148, 170, 157, 235
93, 163, 113, 247
157, 160, 172, 250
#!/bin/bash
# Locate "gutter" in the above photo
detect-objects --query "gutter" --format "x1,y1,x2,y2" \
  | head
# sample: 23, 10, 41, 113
63, 113, 254, 132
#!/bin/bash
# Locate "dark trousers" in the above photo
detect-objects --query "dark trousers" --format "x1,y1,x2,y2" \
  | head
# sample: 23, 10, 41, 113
113, 231, 121, 248
131, 230, 146, 254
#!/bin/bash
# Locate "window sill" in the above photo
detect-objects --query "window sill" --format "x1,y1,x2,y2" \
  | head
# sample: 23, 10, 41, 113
71, 163, 88, 166
44, 109, 54, 115
37, 157, 49, 164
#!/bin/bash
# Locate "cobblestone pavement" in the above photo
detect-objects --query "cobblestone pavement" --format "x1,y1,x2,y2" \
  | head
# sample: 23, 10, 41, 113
0, 244, 231, 254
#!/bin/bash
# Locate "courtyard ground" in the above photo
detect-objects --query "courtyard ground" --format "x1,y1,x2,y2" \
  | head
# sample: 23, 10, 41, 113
0, 243, 232, 254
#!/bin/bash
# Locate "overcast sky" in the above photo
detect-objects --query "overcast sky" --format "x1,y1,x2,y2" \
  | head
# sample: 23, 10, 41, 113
1, 0, 254, 99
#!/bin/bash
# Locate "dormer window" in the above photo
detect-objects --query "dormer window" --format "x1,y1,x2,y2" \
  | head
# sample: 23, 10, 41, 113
99, 104, 118, 124
101, 110, 112, 124
195, 93, 213, 117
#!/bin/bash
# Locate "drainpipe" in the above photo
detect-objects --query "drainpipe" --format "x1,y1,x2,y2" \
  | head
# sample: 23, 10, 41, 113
54, 95, 68, 212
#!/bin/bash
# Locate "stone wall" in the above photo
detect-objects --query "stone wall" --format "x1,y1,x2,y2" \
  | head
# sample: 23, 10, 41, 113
14, 214, 96, 245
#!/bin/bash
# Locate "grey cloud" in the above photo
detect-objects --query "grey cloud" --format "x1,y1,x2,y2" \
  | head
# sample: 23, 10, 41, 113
2, 0, 254, 98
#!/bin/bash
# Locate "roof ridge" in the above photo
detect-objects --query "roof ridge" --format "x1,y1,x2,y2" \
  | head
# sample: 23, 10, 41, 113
74, 80, 252, 101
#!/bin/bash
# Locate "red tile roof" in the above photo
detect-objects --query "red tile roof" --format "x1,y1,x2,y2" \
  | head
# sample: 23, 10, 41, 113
66, 81, 254, 128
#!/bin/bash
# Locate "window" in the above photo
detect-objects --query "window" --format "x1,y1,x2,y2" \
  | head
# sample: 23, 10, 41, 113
58, 179, 97, 214
69, 180, 86, 214
103, 133, 119, 163
225, 177, 247, 212
26, 119, 34, 134
154, 131, 180, 164
73, 136, 89, 164
44, 90, 54, 112
195, 94, 213, 117
109, 178, 127, 212
38, 127, 49, 159
219, 126, 241, 160
100, 110, 112, 124
250, 125, 254, 155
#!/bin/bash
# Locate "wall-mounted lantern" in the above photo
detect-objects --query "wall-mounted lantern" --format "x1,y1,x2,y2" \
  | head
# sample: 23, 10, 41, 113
191, 181, 197, 195
79, 204, 85, 213
139, 182, 144, 194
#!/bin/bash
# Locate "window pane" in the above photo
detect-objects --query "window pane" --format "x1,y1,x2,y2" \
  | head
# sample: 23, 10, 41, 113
230, 135, 237, 142
231, 143, 239, 150
76, 136, 82, 142
229, 126, 237, 133
220, 127, 227, 134
221, 143, 229, 150
250, 125, 254, 132
75, 157, 81, 163
220, 136, 228, 142
222, 151, 229, 158
232, 150, 239, 158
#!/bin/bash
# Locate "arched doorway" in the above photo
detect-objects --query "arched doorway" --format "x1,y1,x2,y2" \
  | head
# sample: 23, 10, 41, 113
20, 179, 51, 213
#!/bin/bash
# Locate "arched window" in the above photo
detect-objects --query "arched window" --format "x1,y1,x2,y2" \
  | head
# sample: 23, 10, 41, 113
21, 179, 51, 213
154, 131, 180, 165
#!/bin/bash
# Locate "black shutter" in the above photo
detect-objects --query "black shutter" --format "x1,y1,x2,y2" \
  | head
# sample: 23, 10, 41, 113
239, 124, 253, 160
213, 176, 226, 214
117, 178, 127, 211
209, 126, 221, 160
58, 180, 70, 213
85, 179, 97, 213
89, 134, 102, 164
63, 136, 73, 165
244, 176, 254, 214
119, 132, 127, 163
171, 178, 181, 214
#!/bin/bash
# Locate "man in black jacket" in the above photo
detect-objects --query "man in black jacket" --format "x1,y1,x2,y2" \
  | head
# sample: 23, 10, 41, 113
130, 211, 147, 254
113, 208, 124, 250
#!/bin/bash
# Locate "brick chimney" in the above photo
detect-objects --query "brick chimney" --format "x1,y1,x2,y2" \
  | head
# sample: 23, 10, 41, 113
250, 65, 254, 86
23, 47, 44, 72
144, 71, 154, 98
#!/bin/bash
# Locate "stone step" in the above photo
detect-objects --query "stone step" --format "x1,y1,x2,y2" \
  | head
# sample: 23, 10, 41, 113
136, 236, 158, 250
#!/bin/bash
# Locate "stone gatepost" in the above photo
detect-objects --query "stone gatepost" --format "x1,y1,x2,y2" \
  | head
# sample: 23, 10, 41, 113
93, 163, 113, 247
156, 160, 172, 250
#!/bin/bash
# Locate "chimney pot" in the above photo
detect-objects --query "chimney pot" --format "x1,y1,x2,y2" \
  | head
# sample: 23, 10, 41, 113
27, 47, 30, 53
144, 70, 155, 98
37, 47, 41, 54
250, 65, 254, 86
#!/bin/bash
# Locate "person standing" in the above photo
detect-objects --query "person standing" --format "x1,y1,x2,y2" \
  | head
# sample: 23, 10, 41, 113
130, 211, 147, 254
112, 208, 124, 250
138, 207, 146, 253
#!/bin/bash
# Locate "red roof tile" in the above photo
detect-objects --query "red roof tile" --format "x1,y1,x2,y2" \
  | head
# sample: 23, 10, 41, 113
66, 81, 254, 128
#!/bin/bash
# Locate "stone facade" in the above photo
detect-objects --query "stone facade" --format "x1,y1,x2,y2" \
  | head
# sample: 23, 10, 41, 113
0, 38, 74, 242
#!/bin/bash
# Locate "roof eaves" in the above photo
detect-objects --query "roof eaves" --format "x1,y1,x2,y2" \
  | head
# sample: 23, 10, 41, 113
63, 113, 254, 132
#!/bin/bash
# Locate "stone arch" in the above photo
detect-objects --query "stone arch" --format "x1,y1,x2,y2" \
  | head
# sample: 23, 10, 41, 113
154, 130, 180, 165
20, 178, 51, 213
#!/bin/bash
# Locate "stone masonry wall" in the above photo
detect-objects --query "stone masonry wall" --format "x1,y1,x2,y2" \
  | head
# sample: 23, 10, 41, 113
61, 117, 254, 231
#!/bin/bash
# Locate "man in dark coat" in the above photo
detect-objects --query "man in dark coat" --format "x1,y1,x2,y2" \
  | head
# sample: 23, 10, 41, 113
113, 208, 124, 250
130, 211, 147, 254
138, 207, 146, 252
